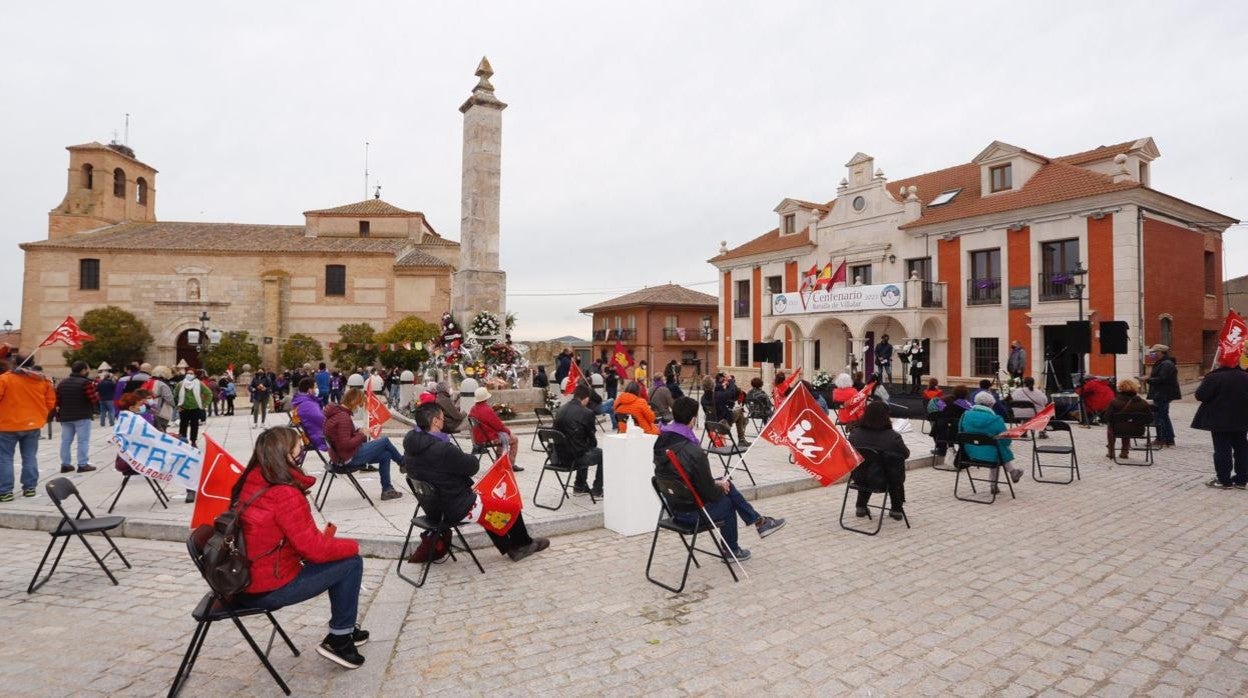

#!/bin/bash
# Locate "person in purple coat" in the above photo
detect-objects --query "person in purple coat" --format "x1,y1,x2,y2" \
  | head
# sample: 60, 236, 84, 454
291, 377, 327, 451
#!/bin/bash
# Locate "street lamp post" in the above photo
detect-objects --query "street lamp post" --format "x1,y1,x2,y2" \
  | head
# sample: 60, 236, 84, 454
1068, 263, 1088, 382
701, 316, 713, 385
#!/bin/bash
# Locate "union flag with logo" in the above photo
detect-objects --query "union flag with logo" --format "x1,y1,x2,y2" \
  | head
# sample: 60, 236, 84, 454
837, 380, 876, 425
365, 390, 391, 439
563, 359, 585, 395
1214, 310, 1248, 369
473, 454, 523, 535
39, 316, 94, 349
753, 384, 861, 486
191, 436, 246, 529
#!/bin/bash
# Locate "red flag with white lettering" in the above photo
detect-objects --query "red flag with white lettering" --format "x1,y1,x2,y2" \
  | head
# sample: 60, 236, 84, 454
999, 403, 1056, 439
759, 385, 861, 486
837, 380, 876, 425
473, 454, 523, 535
366, 390, 391, 439
563, 360, 585, 396
39, 316, 94, 349
191, 435, 246, 529
1214, 311, 1248, 369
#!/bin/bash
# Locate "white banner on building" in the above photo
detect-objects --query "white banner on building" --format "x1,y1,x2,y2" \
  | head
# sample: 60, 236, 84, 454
771, 283, 904, 315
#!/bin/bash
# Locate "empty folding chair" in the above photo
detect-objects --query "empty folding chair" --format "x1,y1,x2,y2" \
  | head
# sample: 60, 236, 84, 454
702, 421, 756, 486
1031, 421, 1080, 484
531, 407, 553, 452
28, 477, 131, 593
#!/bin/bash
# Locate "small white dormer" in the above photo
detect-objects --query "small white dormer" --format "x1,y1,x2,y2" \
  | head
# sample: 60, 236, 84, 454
1075, 137, 1160, 186
972, 141, 1047, 197
845, 152, 875, 187
773, 198, 823, 236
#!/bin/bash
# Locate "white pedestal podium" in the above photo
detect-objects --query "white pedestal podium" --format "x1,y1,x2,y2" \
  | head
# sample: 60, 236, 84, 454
602, 431, 659, 536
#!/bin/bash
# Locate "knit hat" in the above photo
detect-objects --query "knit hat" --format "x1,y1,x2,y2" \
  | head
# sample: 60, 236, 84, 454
1147, 344, 1169, 354
474, 387, 492, 403
974, 391, 996, 407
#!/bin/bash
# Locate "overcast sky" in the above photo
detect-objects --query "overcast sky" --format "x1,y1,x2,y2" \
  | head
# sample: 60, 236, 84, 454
2, 1, 1245, 342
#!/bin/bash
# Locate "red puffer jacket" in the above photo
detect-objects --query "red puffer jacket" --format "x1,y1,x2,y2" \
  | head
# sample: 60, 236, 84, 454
236, 465, 359, 593
323, 404, 365, 464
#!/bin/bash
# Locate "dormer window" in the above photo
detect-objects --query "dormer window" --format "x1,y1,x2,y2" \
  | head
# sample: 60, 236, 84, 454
782, 213, 796, 235
990, 163, 1012, 192
358, 220, 370, 237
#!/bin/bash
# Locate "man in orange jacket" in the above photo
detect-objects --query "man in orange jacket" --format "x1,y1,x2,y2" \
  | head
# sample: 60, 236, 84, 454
0, 355, 59, 501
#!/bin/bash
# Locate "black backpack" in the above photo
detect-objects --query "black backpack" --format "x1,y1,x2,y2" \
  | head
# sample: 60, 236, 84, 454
200, 485, 271, 599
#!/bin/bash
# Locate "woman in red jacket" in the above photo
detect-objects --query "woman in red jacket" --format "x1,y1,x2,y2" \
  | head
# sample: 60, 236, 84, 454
322, 388, 403, 500
233, 427, 369, 669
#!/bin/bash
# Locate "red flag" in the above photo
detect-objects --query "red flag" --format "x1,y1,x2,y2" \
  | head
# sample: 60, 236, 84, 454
39, 316, 94, 349
837, 380, 876, 425
473, 453, 523, 535
1000, 403, 1056, 439
799, 264, 819, 294
760, 384, 861, 486
191, 435, 246, 529
610, 340, 632, 380
1214, 311, 1248, 369
563, 360, 585, 395
816, 260, 847, 290
772, 367, 802, 407
366, 390, 391, 439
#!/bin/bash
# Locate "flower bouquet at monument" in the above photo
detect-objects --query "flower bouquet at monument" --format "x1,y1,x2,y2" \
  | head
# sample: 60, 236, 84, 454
470, 311, 501, 339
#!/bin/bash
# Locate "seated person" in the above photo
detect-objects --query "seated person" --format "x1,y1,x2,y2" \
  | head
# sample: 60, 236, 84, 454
831, 373, 857, 410
848, 401, 911, 520
234, 428, 368, 669
468, 387, 521, 468
1009, 376, 1049, 419
652, 397, 785, 561
930, 385, 973, 457
958, 392, 1023, 485
553, 384, 604, 497
1076, 375, 1115, 424
113, 390, 155, 475
665, 373, 685, 400
921, 378, 943, 402
613, 381, 659, 434
1103, 378, 1151, 459
434, 382, 467, 433
744, 377, 773, 422
971, 379, 1011, 419
403, 403, 549, 562
291, 377, 327, 451
323, 388, 403, 501
699, 376, 717, 426
649, 377, 674, 423
713, 375, 750, 443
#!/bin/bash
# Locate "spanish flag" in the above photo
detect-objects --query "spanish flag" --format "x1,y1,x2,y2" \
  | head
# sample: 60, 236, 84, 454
816, 261, 847, 291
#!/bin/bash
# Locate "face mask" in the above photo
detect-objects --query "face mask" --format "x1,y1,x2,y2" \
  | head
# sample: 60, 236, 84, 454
312, 387, 320, 397
137, 405, 148, 414
146, 398, 157, 407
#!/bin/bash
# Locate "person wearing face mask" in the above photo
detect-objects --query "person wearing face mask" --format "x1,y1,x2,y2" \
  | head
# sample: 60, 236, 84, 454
113, 390, 154, 476
175, 369, 213, 449
291, 377, 327, 451
1145, 344, 1181, 447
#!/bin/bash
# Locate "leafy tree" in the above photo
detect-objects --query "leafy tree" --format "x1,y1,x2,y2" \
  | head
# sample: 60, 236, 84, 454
63, 305, 153, 369
201, 332, 261, 376
376, 316, 439, 370
280, 333, 324, 370
330, 323, 377, 371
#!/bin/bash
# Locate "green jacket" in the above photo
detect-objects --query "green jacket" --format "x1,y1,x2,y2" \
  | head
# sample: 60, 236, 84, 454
175, 378, 214, 411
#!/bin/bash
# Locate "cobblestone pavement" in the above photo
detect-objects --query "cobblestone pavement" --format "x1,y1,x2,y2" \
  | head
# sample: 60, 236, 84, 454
1, 399, 1246, 695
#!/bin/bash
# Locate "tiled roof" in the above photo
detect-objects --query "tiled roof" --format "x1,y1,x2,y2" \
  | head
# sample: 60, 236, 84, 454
890, 159, 1139, 229
579, 284, 718, 313
394, 248, 451, 268
790, 199, 832, 212
22, 221, 414, 255
709, 226, 816, 263
302, 199, 420, 216
1055, 140, 1139, 166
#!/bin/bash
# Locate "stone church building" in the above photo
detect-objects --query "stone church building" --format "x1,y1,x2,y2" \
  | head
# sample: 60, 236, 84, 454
18, 59, 509, 374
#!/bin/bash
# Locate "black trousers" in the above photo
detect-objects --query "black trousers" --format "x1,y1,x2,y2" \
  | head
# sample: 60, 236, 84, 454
485, 513, 534, 554
178, 408, 205, 445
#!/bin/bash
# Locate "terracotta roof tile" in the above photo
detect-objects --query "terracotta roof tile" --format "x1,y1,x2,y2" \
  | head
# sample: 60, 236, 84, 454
394, 248, 451, 268
22, 221, 415, 255
579, 284, 718, 313
1055, 140, 1139, 166
302, 199, 420, 216
709, 226, 816, 263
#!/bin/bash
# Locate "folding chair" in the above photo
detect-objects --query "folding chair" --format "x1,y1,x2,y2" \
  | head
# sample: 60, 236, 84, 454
28, 478, 131, 593
466, 416, 502, 465
107, 472, 170, 513
1008, 400, 1038, 424
1031, 420, 1080, 484
744, 396, 771, 437
395, 478, 485, 588
533, 428, 597, 510
312, 442, 375, 513
702, 421, 756, 486
953, 433, 1015, 504
531, 407, 553, 452
644, 475, 740, 594
167, 525, 300, 697
929, 415, 959, 472
839, 448, 910, 535
1110, 412, 1155, 466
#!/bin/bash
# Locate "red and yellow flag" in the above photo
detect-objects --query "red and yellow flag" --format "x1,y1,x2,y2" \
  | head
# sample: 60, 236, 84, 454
611, 340, 632, 380
473, 454, 523, 535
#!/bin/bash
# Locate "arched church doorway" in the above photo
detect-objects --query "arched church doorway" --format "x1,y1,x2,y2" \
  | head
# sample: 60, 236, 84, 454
176, 329, 204, 370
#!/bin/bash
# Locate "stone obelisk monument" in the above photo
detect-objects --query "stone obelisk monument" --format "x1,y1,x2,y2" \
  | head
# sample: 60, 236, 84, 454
451, 57, 507, 331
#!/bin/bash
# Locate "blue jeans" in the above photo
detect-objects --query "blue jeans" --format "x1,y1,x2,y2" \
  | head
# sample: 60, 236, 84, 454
59, 419, 92, 468
1153, 399, 1175, 443
597, 399, 616, 431
0, 430, 41, 495
675, 483, 760, 554
347, 438, 400, 490
1211, 431, 1248, 486
100, 401, 116, 427
243, 556, 363, 635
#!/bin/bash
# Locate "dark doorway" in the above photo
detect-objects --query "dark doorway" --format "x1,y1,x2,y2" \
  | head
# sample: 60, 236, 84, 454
1042, 325, 1077, 393
864, 331, 876, 383
176, 329, 203, 370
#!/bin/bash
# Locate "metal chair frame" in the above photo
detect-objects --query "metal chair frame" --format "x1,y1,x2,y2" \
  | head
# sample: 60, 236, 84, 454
1110, 412, 1155, 466
1030, 420, 1080, 484
107, 472, 170, 513
644, 476, 739, 593
953, 433, 1015, 504
838, 448, 911, 535
466, 415, 503, 464
531, 407, 553, 451
532, 428, 598, 510
313, 462, 375, 511
395, 478, 485, 588
929, 415, 959, 472
701, 421, 756, 486
28, 477, 131, 593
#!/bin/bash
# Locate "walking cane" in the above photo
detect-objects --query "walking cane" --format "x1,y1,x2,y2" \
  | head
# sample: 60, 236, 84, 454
664, 450, 749, 580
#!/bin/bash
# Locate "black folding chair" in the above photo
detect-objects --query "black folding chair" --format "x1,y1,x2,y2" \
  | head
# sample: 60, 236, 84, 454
953, 433, 1015, 504
929, 415, 959, 472
28, 477, 131, 593
744, 397, 771, 437
644, 476, 740, 593
702, 421, 756, 486
1031, 421, 1080, 484
1008, 400, 1038, 424
466, 416, 503, 464
839, 448, 911, 535
1110, 412, 1155, 466
167, 525, 300, 697
532, 429, 597, 510
312, 439, 375, 511
395, 478, 485, 588
107, 472, 170, 513
531, 407, 553, 451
